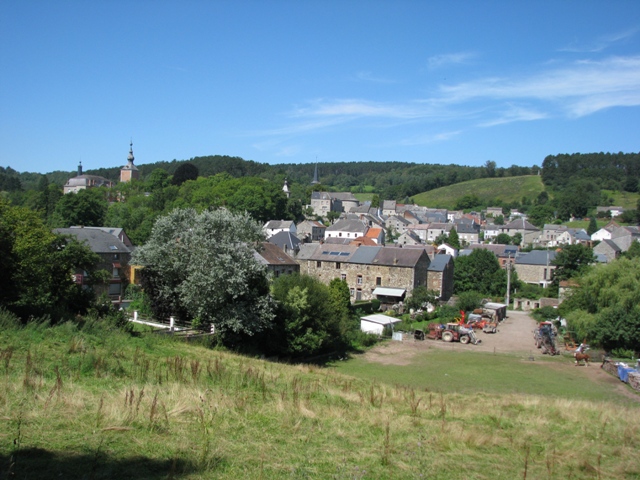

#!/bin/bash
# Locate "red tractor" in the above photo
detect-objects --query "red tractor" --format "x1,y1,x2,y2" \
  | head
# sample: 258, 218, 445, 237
427, 323, 481, 345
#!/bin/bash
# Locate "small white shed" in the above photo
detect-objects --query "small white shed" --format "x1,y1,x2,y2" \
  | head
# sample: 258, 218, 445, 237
360, 314, 401, 335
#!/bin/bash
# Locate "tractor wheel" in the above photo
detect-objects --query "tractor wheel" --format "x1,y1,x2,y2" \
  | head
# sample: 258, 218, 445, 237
460, 335, 470, 344
442, 331, 454, 342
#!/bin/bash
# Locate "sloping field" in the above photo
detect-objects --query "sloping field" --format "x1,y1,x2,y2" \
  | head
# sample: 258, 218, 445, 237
412, 175, 545, 209
1, 320, 638, 479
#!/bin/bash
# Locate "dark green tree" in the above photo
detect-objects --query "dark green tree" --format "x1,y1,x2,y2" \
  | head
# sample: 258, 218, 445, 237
552, 244, 596, 285
171, 163, 199, 186
0, 200, 100, 320
587, 217, 599, 236
454, 249, 507, 296
495, 233, 511, 245
52, 188, 107, 227
448, 227, 460, 249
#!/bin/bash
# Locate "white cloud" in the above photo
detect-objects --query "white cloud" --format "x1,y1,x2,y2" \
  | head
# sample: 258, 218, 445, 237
399, 130, 462, 146
427, 52, 475, 69
560, 28, 638, 53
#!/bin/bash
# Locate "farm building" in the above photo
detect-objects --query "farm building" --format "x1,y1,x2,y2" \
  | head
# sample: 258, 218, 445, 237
360, 314, 401, 335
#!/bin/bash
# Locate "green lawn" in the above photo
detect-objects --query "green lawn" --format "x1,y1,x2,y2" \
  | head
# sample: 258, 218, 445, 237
331, 347, 635, 404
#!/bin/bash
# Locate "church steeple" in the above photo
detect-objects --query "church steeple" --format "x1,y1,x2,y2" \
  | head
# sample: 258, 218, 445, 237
120, 140, 140, 183
282, 178, 290, 198
311, 163, 320, 185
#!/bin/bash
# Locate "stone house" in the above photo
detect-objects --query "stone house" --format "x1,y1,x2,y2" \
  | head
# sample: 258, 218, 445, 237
364, 227, 385, 245
385, 215, 411, 235
610, 226, 640, 252
501, 218, 540, 246
309, 191, 338, 216
296, 220, 326, 242
396, 230, 422, 246
454, 222, 480, 245
426, 254, 454, 301
382, 200, 397, 216
426, 223, 453, 243
254, 242, 300, 278
297, 244, 430, 303
593, 239, 622, 263
513, 250, 557, 287
54, 227, 132, 300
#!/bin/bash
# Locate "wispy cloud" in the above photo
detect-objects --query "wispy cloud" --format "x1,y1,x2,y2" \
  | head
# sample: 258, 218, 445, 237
427, 52, 475, 69
399, 130, 462, 146
438, 56, 640, 117
352, 71, 396, 84
560, 28, 638, 53
253, 54, 640, 147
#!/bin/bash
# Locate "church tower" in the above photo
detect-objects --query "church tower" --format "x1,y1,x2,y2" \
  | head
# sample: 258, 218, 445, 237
120, 141, 140, 183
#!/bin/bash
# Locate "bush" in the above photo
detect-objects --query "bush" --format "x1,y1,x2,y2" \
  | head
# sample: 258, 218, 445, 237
532, 306, 559, 322
456, 291, 483, 312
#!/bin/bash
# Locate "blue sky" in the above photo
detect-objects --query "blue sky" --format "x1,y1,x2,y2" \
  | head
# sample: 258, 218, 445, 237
2, 1, 640, 174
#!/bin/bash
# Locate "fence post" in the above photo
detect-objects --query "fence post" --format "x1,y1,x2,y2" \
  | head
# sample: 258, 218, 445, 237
170, 316, 175, 332
134, 310, 138, 322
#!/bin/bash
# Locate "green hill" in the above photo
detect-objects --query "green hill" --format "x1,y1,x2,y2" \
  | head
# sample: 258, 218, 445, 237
412, 175, 545, 209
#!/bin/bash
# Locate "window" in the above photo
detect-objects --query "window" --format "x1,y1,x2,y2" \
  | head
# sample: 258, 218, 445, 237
357, 275, 363, 285
350, 288, 355, 297
376, 277, 382, 286
317, 261, 322, 268
113, 253, 120, 260
341, 273, 346, 281
112, 267, 120, 278
336, 262, 341, 269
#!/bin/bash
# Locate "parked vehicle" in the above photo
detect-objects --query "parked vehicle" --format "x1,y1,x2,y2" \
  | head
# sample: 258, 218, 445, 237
427, 322, 481, 345
534, 321, 559, 355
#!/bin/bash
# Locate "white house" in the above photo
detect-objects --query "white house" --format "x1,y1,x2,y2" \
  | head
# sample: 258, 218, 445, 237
360, 314, 401, 335
324, 219, 368, 240
263, 220, 297, 239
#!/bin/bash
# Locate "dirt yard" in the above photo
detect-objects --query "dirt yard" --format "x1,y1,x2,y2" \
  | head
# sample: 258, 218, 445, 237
362, 310, 640, 402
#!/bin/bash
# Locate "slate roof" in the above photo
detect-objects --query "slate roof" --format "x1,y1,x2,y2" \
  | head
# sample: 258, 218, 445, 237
264, 220, 294, 230
296, 243, 320, 260
255, 242, 298, 266
428, 254, 452, 272
325, 219, 368, 234
504, 218, 539, 231
371, 247, 426, 267
54, 228, 131, 254
515, 250, 556, 265
268, 231, 301, 251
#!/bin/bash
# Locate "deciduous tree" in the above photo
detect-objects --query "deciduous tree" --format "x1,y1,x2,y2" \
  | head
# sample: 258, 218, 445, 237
132, 208, 274, 342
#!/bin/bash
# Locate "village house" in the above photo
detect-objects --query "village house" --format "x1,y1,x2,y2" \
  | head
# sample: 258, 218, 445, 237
324, 218, 368, 241
593, 239, 622, 263
610, 226, 640, 251
454, 222, 480, 245
426, 254, 454, 301
513, 250, 557, 287
596, 206, 625, 217
382, 200, 397, 216
385, 215, 411, 235
590, 220, 619, 242
297, 244, 431, 303
54, 226, 132, 300
296, 219, 326, 242
396, 230, 423, 246
268, 231, 302, 256
426, 223, 453, 243
263, 220, 296, 239
309, 192, 359, 216
254, 242, 300, 278
501, 218, 540, 246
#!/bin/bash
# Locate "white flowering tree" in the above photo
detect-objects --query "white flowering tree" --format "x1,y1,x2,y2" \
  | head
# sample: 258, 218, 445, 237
132, 208, 274, 339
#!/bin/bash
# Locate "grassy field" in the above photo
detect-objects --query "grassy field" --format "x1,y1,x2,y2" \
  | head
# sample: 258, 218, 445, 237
331, 348, 633, 403
602, 189, 640, 210
412, 175, 545, 209
1, 319, 639, 479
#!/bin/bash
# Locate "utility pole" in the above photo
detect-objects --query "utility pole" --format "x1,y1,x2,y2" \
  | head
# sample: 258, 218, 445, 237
505, 253, 511, 307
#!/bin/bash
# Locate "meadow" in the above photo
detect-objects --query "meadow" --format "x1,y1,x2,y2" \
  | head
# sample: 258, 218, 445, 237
1, 317, 639, 479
